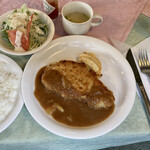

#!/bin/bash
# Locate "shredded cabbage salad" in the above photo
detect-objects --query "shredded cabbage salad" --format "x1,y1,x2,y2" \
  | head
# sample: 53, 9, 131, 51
1, 4, 48, 51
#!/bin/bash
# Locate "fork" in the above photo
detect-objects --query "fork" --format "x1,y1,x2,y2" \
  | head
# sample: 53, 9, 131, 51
138, 49, 150, 77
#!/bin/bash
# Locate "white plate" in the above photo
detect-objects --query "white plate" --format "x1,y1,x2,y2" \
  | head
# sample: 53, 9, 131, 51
0, 9, 55, 56
21, 35, 136, 139
0, 54, 23, 133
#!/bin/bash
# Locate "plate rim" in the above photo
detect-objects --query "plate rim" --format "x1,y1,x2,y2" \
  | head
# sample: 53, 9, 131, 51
21, 35, 136, 139
0, 53, 24, 133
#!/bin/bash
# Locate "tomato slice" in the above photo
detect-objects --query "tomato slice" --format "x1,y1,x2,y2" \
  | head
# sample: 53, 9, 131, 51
7, 30, 28, 51
6, 29, 16, 46
6, 14, 34, 51
26, 14, 34, 49
21, 33, 29, 51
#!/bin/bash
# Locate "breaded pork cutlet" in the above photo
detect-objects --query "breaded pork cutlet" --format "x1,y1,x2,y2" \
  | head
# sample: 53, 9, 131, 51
41, 60, 115, 109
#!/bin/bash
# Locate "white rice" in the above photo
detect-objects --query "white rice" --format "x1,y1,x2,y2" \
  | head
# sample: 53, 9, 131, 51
0, 61, 20, 122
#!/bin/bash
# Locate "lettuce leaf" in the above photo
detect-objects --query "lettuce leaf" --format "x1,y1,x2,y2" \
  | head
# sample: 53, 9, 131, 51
1, 30, 15, 49
20, 4, 28, 13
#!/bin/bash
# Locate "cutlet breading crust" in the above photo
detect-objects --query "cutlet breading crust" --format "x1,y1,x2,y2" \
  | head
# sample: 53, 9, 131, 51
41, 60, 115, 109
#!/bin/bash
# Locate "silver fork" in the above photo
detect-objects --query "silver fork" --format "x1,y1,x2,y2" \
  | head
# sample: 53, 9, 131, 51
138, 49, 150, 77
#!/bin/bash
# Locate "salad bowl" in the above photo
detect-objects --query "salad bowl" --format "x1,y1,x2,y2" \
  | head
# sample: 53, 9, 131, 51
0, 5, 55, 56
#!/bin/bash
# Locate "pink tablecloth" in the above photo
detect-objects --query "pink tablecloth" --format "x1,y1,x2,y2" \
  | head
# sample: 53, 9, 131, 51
142, 0, 150, 16
0, 0, 148, 43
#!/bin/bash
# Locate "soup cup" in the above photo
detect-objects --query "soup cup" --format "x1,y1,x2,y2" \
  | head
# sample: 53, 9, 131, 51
61, 1, 103, 35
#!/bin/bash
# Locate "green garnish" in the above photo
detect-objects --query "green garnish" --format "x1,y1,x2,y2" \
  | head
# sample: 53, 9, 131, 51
1, 30, 15, 49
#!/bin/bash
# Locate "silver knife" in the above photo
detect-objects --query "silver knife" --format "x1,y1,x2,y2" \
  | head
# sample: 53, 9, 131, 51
126, 49, 150, 123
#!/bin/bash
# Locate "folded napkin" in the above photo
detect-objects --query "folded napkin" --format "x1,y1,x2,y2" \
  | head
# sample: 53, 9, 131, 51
131, 37, 150, 101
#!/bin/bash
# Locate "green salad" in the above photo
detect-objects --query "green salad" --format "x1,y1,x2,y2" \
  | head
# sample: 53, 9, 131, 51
1, 4, 48, 51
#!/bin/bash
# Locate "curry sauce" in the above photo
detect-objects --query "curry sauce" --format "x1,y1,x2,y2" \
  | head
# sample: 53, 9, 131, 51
34, 67, 115, 127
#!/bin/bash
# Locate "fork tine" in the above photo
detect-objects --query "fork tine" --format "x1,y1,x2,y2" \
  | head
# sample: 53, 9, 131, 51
138, 49, 150, 77
143, 49, 147, 66
138, 49, 143, 67
145, 49, 150, 66
139, 49, 150, 67
138, 49, 141, 67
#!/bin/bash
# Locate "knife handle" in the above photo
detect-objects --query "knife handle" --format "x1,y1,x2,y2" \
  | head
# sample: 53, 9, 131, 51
138, 84, 150, 123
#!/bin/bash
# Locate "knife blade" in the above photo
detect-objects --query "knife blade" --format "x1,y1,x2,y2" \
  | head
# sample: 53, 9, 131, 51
126, 49, 150, 123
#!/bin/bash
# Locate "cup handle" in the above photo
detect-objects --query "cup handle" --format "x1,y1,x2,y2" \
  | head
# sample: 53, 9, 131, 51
91, 14, 103, 26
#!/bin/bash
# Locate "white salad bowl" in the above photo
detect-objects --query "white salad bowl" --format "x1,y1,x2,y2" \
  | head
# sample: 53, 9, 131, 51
0, 9, 55, 56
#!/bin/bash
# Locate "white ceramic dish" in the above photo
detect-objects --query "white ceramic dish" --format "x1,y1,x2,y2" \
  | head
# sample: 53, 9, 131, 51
0, 54, 23, 133
0, 8, 55, 56
21, 35, 136, 139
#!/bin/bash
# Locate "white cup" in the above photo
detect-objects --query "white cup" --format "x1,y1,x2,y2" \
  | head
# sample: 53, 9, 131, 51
61, 1, 103, 35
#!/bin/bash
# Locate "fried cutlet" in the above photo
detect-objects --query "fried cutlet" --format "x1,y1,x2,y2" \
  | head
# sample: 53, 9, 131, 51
41, 60, 115, 109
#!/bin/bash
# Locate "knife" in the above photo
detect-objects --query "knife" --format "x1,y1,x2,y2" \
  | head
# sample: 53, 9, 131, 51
126, 49, 150, 123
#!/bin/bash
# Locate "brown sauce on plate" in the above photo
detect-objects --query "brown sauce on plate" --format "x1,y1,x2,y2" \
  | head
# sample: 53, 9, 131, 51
34, 67, 115, 127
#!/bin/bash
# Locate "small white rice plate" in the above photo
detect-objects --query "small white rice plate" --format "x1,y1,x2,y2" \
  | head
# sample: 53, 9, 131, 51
0, 61, 20, 121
